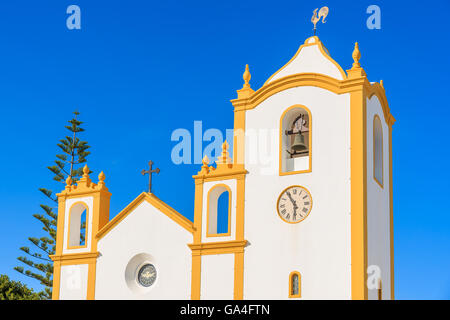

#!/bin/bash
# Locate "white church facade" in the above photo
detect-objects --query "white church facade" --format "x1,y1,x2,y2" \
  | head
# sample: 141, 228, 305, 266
50, 35, 395, 300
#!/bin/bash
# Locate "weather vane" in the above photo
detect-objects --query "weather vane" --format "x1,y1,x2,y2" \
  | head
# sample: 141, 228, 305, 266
141, 160, 160, 193
311, 6, 329, 36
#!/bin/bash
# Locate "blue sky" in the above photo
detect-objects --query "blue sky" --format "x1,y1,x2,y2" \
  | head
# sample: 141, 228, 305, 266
0, 0, 449, 299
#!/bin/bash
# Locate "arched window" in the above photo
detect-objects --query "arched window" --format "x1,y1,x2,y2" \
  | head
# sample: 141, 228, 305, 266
280, 105, 311, 175
289, 271, 301, 298
68, 202, 88, 248
207, 184, 231, 237
373, 115, 383, 187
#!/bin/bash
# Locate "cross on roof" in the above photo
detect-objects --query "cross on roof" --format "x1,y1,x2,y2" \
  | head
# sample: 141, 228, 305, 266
141, 160, 160, 193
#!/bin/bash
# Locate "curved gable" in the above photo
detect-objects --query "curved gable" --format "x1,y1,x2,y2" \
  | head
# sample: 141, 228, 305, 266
265, 36, 346, 85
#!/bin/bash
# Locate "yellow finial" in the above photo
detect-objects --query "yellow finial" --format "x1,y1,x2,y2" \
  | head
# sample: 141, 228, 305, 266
83, 164, 90, 176
66, 176, 72, 186
199, 155, 210, 174
216, 140, 231, 164
352, 42, 361, 68
202, 155, 209, 167
380, 80, 384, 88
243, 64, 251, 89
98, 171, 105, 182
222, 140, 229, 151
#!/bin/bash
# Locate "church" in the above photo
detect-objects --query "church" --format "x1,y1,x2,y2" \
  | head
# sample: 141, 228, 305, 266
50, 32, 395, 300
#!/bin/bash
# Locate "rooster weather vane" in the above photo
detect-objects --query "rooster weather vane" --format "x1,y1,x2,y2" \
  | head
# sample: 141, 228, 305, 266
311, 6, 329, 35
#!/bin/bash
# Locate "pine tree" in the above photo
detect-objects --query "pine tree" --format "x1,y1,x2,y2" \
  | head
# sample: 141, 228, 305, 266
15, 111, 91, 299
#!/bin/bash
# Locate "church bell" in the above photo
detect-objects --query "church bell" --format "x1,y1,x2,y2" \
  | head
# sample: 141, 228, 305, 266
291, 132, 307, 152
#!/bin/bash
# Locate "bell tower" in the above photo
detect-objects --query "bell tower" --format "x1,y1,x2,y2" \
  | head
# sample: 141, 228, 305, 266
50, 165, 111, 300
189, 141, 248, 300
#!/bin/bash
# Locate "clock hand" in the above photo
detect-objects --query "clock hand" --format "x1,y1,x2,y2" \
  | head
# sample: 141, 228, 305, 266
286, 191, 297, 206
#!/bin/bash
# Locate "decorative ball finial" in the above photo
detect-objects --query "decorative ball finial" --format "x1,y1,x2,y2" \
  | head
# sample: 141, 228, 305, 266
216, 140, 231, 165
83, 164, 90, 176
352, 42, 361, 68
222, 140, 229, 151
202, 155, 209, 167
98, 171, 105, 182
243, 64, 251, 89
66, 176, 72, 186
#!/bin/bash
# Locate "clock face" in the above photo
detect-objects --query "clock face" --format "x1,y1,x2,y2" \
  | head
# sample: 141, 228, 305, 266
137, 263, 157, 287
277, 186, 312, 223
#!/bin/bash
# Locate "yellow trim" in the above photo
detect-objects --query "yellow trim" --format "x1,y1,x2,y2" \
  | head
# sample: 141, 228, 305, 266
191, 254, 201, 300
349, 85, 368, 300
373, 115, 384, 188
87, 261, 96, 300
234, 175, 246, 299
231, 73, 395, 128
235, 175, 245, 241
288, 271, 301, 298
96, 192, 194, 239
206, 184, 232, 237
191, 180, 204, 299
51, 261, 61, 300
189, 240, 247, 256
193, 171, 247, 182
276, 185, 313, 224
366, 84, 396, 127
389, 125, 395, 299
52, 196, 66, 299
50, 252, 99, 264
233, 109, 246, 165
66, 202, 89, 250
279, 105, 312, 176
264, 36, 347, 85
234, 252, 244, 299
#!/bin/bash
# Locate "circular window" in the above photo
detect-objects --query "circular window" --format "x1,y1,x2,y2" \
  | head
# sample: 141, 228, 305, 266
137, 263, 157, 287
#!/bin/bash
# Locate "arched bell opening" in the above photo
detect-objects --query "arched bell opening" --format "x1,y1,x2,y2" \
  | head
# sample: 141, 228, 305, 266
206, 184, 232, 237
280, 105, 312, 175
67, 202, 88, 249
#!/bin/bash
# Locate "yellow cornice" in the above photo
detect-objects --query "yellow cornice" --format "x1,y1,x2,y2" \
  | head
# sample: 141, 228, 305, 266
188, 240, 248, 256
192, 169, 248, 182
230, 73, 394, 128
96, 192, 195, 240
232, 73, 358, 110
50, 252, 99, 265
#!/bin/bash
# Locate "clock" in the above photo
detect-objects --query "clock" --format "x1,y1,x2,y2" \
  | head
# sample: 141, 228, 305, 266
137, 263, 157, 287
277, 186, 312, 223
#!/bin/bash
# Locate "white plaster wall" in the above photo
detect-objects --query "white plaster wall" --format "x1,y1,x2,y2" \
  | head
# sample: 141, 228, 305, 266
201, 254, 235, 299
59, 264, 88, 300
63, 196, 93, 254
201, 180, 237, 243
243, 86, 352, 299
268, 37, 344, 83
95, 201, 193, 299
366, 96, 392, 299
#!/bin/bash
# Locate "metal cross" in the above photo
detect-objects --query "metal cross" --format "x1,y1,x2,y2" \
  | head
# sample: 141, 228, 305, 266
141, 160, 160, 193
